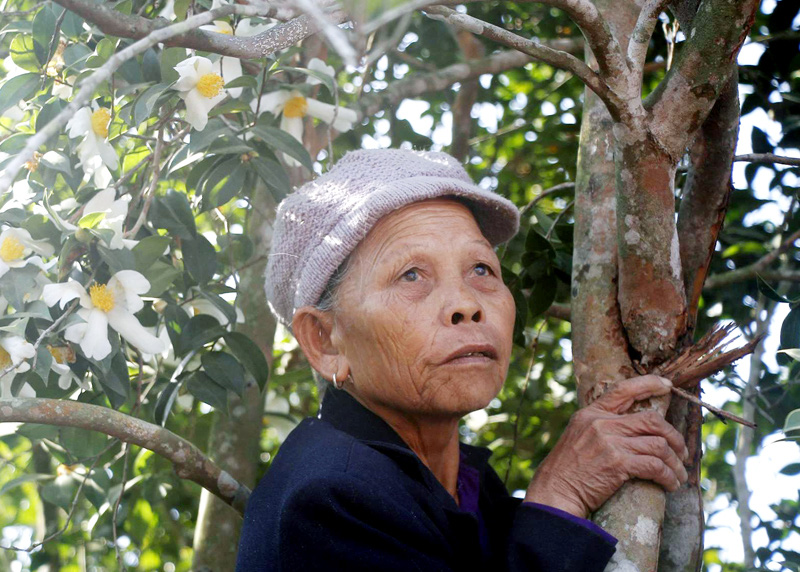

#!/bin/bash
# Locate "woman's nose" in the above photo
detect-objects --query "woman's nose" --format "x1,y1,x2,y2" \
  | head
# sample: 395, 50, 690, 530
444, 283, 484, 325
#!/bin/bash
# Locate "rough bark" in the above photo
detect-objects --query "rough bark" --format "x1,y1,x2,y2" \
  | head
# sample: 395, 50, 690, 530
0, 399, 251, 513
192, 181, 278, 571
677, 73, 739, 332
450, 30, 486, 162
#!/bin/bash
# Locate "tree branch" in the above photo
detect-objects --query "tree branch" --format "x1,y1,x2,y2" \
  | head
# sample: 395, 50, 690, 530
422, 5, 621, 115
646, 0, 760, 157
52, 0, 343, 59
677, 73, 739, 332
734, 153, 800, 167
0, 398, 251, 515
627, 0, 670, 92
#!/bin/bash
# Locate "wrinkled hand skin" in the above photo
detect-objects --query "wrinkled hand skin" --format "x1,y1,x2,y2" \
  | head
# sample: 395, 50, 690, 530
525, 375, 689, 519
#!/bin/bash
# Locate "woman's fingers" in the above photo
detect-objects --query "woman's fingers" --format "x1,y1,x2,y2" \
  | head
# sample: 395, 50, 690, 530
621, 436, 689, 485
592, 375, 673, 414
619, 410, 689, 462
625, 454, 684, 492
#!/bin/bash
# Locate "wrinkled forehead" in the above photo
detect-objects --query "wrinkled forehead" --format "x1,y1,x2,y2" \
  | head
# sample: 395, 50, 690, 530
349, 197, 492, 270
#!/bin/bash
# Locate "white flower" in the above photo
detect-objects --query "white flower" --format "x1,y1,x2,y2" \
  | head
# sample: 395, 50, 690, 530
0, 227, 54, 279
46, 189, 135, 250
66, 103, 119, 185
198, 19, 276, 99
183, 297, 244, 328
0, 335, 36, 398
306, 58, 336, 85
47, 344, 88, 392
43, 270, 166, 361
250, 89, 358, 165
174, 56, 227, 131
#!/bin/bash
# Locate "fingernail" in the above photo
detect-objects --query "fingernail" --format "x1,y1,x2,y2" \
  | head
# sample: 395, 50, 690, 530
659, 377, 672, 387
683, 447, 690, 462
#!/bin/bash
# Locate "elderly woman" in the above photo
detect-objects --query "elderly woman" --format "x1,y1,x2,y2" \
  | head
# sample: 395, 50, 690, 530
236, 150, 688, 571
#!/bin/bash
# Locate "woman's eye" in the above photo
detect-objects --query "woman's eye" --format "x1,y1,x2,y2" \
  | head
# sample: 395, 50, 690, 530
474, 263, 492, 276
400, 268, 419, 282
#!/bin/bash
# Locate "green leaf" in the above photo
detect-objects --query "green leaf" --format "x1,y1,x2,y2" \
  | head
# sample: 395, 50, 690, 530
251, 125, 313, 170
59, 426, 110, 459
141, 260, 181, 297
202, 158, 247, 210
198, 289, 237, 325
36, 99, 67, 132
132, 235, 171, 271
178, 314, 225, 355
250, 156, 291, 201
133, 82, 170, 126
40, 475, 79, 510
779, 307, 800, 365
78, 211, 107, 229
0, 133, 31, 154
160, 47, 187, 84
150, 190, 197, 239
0, 474, 53, 496
224, 75, 259, 90
528, 275, 558, 318
224, 332, 270, 393
0, 73, 40, 116
201, 351, 245, 396
154, 376, 184, 426
182, 235, 217, 284
756, 274, 791, 303
32, 6, 57, 62
10, 34, 45, 71
279, 65, 336, 95
186, 371, 228, 411
779, 462, 800, 476
784, 409, 800, 434
174, 0, 190, 20
39, 150, 73, 176
92, 352, 130, 407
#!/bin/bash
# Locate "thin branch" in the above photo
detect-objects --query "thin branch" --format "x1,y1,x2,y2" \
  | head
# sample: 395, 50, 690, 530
0, 398, 252, 514
734, 153, 800, 167
627, 0, 669, 91
51, 0, 338, 59
0, 4, 276, 195
670, 386, 756, 429
112, 443, 131, 568
703, 228, 800, 290
519, 182, 575, 218
126, 125, 165, 238
422, 5, 620, 115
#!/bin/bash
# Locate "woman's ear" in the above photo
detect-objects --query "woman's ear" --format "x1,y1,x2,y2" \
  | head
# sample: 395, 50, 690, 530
292, 307, 344, 381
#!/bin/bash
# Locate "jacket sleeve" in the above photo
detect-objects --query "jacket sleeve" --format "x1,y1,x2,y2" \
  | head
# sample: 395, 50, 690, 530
275, 473, 454, 572
507, 502, 617, 572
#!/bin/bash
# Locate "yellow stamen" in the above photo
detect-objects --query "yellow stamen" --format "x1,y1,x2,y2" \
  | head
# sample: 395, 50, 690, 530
196, 73, 225, 98
0, 236, 25, 262
217, 25, 233, 35
24, 151, 42, 172
0, 346, 10, 368
283, 96, 308, 119
48, 345, 76, 365
91, 108, 111, 138
90, 283, 115, 313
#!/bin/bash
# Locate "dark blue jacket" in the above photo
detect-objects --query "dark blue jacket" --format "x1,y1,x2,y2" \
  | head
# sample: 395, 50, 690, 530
236, 388, 616, 571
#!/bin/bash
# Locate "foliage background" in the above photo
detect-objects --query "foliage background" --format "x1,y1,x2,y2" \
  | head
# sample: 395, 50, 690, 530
0, 0, 798, 570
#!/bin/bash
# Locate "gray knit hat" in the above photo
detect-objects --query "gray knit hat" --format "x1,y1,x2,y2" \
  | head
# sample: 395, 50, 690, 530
264, 148, 520, 327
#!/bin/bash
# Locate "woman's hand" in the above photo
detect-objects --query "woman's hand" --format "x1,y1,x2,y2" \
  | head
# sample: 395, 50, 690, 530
524, 375, 689, 519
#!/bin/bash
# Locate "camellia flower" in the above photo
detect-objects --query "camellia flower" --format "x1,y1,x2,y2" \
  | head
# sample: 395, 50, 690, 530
0, 227, 54, 278
174, 56, 227, 131
43, 270, 166, 361
0, 335, 36, 398
54, 188, 135, 250
250, 58, 358, 165
47, 344, 88, 392
66, 103, 119, 186
199, 19, 275, 99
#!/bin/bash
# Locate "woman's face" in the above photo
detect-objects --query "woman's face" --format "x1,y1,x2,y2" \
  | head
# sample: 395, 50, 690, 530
331, 198, 516, 419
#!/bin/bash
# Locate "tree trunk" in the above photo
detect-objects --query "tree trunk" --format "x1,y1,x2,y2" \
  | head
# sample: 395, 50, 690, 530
191, 181, 278, 571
